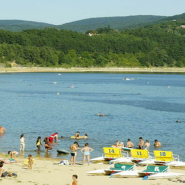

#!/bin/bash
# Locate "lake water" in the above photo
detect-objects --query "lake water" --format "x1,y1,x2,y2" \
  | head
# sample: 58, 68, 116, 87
0, 72, 185, 161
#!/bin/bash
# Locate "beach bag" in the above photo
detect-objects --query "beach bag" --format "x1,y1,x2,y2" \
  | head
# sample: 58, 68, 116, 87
59, 160, 69, 166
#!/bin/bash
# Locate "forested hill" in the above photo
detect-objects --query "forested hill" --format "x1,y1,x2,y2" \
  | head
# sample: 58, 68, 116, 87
57, 15, 165, 33
0, 20, 53, 32
0, 15, 165, 32
0, 17, 185, 68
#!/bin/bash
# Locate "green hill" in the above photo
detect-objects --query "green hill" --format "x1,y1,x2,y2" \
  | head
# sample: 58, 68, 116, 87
57, 15, 166, 33
0, 20, 54, 32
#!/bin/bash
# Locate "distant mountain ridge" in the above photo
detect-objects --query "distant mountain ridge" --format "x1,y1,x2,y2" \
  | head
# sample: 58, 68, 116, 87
57, 15, 166, 32
0, 20, 54, 32
0, 15, 165, 32
0, 13, 184, 32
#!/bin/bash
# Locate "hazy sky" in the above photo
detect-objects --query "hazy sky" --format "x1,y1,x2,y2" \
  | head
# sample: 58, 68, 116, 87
0, 0, 184, 25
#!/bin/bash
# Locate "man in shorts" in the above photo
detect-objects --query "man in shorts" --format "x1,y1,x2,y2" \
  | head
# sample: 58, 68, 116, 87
70, 142, 80, 165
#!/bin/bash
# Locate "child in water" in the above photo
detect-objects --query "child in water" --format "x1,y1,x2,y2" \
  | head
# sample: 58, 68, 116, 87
36, 136, 42, 152
28, 154, 33, 169
72, 175, 78, 185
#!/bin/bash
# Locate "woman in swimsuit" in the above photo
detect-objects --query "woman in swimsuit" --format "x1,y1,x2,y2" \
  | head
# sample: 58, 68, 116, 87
36, 136, 42, 152
81, 143, 93, 165
44, 137, 52, 153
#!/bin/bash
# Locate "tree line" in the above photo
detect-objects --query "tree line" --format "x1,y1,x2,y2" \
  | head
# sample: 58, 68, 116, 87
0, 20, 185, 68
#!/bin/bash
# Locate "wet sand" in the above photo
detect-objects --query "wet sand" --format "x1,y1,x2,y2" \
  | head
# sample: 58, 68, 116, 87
1, 67, 185, 73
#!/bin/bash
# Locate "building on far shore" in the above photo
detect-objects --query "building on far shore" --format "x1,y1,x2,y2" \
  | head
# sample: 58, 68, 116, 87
180, 25, 185, 29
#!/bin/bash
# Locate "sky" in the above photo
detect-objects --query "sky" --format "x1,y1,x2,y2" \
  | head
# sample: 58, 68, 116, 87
0, 0, 185, 25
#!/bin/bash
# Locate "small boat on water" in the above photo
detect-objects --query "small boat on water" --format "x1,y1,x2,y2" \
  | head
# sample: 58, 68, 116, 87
57, 149, 70, 154
58, 73, 62, 76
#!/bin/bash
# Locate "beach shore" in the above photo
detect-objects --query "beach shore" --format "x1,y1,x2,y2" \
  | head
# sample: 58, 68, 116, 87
1, 154, 185, 185
1, 67, 185, 73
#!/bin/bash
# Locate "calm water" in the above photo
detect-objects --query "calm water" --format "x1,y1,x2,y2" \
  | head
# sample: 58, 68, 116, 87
0, 72, 185, 161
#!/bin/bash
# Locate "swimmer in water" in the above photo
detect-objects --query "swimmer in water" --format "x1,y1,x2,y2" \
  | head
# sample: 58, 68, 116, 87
74, 132, 80, 139
97, 112, 106, 116
154, 140, 161, 148
0, 126, 6, 135
83, 134, 88, 139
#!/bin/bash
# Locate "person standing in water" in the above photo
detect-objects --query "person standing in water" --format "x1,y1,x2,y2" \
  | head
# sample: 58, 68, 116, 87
154, 140, 161, 148
138, 137, 144, 149
36, 136, 42, 152
127, 139, 134, 148
144, 140, 150, 150
81, 143, 93, 165
44, 137, 52, 153
20, 134, 26, 152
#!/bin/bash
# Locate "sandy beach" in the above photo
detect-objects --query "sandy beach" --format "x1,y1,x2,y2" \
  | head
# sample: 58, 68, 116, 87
1, 67, 185, 73
1, 154, 185, 185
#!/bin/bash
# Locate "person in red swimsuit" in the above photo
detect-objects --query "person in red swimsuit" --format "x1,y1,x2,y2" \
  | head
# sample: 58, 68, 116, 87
49, 132, 58, 142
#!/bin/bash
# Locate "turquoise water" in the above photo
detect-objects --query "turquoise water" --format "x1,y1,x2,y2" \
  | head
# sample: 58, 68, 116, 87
0, 72, 185, 160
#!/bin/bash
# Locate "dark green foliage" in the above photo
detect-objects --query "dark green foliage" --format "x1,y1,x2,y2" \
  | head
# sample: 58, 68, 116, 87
0, 16, 185, 67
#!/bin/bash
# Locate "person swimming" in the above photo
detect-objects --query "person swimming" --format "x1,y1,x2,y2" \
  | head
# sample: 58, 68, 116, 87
74, 132, 80, 139
0, 126, 6, 135
83, 134, 88, 139
154, 140, 161, 148
97, 112, 106, 116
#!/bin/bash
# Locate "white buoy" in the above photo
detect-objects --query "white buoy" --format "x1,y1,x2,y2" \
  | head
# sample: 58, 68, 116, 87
57, 92, 60, 95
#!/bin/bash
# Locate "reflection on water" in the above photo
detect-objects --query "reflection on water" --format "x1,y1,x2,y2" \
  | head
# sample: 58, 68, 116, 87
0, 72, 184, 161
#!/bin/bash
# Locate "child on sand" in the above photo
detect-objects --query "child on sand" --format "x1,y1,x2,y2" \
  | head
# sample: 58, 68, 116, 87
28, 154, 33, 169
81, 143, 93, 165
72, 175, 78, 185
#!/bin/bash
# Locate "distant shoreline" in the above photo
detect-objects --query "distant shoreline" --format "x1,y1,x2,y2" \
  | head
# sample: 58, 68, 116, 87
1, 67, 185, 73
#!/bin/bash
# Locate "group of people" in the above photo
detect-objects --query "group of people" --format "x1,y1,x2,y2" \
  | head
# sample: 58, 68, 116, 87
113, 137, 161, 150
70, 142, 93, 165
74, 132, 88, 139
19, 133, 59, 153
